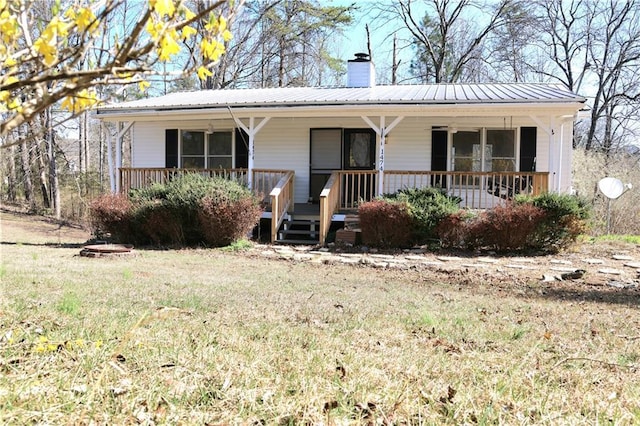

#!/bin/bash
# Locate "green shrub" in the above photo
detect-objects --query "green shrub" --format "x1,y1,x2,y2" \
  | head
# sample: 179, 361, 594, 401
90, 174, 263, 247
437, 193, 592, 253
516, 192, 591, 252
359, 199, 414, 248
385, 187, 461, 242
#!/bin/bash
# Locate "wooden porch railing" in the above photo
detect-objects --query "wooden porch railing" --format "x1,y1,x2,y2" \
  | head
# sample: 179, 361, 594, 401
269, 171, 295, 243
319, 172, 341, 246
317, 170, 549, 245
119, 167, 291, 206
384, 171, 549, 209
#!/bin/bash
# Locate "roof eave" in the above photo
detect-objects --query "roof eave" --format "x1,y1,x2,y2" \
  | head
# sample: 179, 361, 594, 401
94, 101, 586, 122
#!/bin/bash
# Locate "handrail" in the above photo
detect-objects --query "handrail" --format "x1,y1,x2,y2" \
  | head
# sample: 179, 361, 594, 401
269, 171, 295, 243
318, 172, 341, 245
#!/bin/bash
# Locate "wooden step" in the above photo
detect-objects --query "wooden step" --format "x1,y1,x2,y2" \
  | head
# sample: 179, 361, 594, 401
277, 218, 320, 245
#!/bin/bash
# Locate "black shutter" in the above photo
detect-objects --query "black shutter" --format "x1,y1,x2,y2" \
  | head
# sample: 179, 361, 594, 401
520, 127, 537, 172
431, 129, 448, 188
165, 129, 178, 168
235, 128, 249, 168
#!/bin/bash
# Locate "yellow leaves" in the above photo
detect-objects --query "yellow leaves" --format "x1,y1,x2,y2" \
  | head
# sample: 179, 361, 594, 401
61, 88, 100, 114
197, 66, 212, 81
158, 31, 180, 61
33, 37, 58, 67
181, 25, 197, 40
0, 7, 20, 44
201, 39, 225, 62
138, 80, 151, 92
66, 7, 98, 32
150, 0, 176, 17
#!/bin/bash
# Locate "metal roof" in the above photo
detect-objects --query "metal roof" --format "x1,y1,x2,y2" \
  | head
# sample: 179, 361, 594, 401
96, 83, 585, 114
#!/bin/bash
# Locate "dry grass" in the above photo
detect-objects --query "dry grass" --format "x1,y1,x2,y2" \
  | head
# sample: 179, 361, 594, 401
1, 210, 639, 424
573, 148, 640, 235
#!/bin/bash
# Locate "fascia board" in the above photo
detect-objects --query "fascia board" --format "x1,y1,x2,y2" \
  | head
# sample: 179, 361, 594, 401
94, 102, 586, 122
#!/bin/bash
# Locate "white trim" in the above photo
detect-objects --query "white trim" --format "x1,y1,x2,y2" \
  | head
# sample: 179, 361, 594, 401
230, 116, 271, 189
97, 103, 586, 122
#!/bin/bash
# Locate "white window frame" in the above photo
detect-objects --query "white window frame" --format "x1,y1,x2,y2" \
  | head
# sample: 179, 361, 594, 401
448, 127, 519, 172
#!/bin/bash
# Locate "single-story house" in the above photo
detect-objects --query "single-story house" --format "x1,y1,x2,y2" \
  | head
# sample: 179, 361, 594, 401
95, 54, 586, 245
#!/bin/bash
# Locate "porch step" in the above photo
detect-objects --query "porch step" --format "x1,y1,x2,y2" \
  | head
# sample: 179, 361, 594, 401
276, 218, 320, 245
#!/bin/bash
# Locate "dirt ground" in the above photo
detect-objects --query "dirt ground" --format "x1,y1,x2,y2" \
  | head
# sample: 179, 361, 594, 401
2, 207, 639, 305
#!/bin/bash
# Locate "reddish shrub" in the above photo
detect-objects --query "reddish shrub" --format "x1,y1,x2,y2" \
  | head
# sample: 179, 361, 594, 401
358, 199, 413, 248
474, 202, 546, 252
136, 203, 184, 245
198, 196, 263, 247
436, 210, 478, 249
88, 194, 134, 241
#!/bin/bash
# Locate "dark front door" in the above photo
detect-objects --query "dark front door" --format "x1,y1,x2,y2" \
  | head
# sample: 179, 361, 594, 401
343, 129, 376, 170
343, 129, 376, 203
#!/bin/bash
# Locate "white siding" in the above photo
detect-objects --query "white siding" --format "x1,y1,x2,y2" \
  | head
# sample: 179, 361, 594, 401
132, 123, 164, 167
129, 115, 565, 202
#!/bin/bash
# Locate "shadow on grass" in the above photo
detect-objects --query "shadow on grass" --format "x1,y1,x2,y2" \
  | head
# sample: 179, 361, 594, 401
0, 241, 89, 249
534, 284, 640, 307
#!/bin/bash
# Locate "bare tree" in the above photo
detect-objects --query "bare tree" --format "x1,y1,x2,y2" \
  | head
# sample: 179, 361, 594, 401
388, 0, 515, 83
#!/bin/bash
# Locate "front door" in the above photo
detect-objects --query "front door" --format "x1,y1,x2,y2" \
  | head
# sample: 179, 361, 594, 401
343, 129, 376, 203
309, 128, 377, 203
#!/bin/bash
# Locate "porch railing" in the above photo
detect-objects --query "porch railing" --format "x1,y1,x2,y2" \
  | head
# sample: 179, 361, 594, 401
269, 171, 295, 243
119, 167, 290, 205
119, 167, 249, 194
384, 171, 549, 209
319, 172, 341, 246
317, 170, 549, 245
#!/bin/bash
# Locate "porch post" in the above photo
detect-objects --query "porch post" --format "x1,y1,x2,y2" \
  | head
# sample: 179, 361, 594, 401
361, 115, 404, 195
105, 128, 116, 193
115, 121, 134, 194
378, 117, 386, 195
231, 115, 270, 190
248, 117, 255, 189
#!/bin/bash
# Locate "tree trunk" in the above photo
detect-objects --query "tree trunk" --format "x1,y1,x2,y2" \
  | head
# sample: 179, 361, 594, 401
18, 131, 35, 210
46, 107, 61, 219
34, 138, 51, 209
6, 143, 17, 203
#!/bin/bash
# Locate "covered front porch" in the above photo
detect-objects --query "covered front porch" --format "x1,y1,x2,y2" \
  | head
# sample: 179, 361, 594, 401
119, 167, 549, 245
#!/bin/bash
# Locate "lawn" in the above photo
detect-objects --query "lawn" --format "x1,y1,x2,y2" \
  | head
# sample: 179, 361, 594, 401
1, 210, 639, 424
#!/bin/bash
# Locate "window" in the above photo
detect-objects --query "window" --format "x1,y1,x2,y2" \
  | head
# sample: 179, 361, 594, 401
180, 130, 233, 168
208, 132, 233, 168
451, 129, 516, 173
486, 129, 515, 172
181, 131, 205, 168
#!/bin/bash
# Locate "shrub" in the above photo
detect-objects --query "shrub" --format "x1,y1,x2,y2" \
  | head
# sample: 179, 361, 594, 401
89, 174, 263, 247
198, 195, 263, 247
88, 193, 134, 241
359, 199, 413, 248
436, 210, 478, 249
385, 187, 461, 243
516, 192, 591, 251
473, 203, 546, 252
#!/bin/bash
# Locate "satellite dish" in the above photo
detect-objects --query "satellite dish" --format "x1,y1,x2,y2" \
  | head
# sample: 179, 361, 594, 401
598, 177, 625, 199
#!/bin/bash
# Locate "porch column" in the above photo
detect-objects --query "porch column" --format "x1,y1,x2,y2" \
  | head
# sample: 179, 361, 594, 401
114, 121, 134, 193
361, 115, 404, 195
105, 129, 115, 193
529, 115, 556, 192
231, 116, 270, 189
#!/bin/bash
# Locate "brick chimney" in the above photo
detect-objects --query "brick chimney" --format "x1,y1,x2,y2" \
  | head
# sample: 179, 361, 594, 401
347, 53, 375, 88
